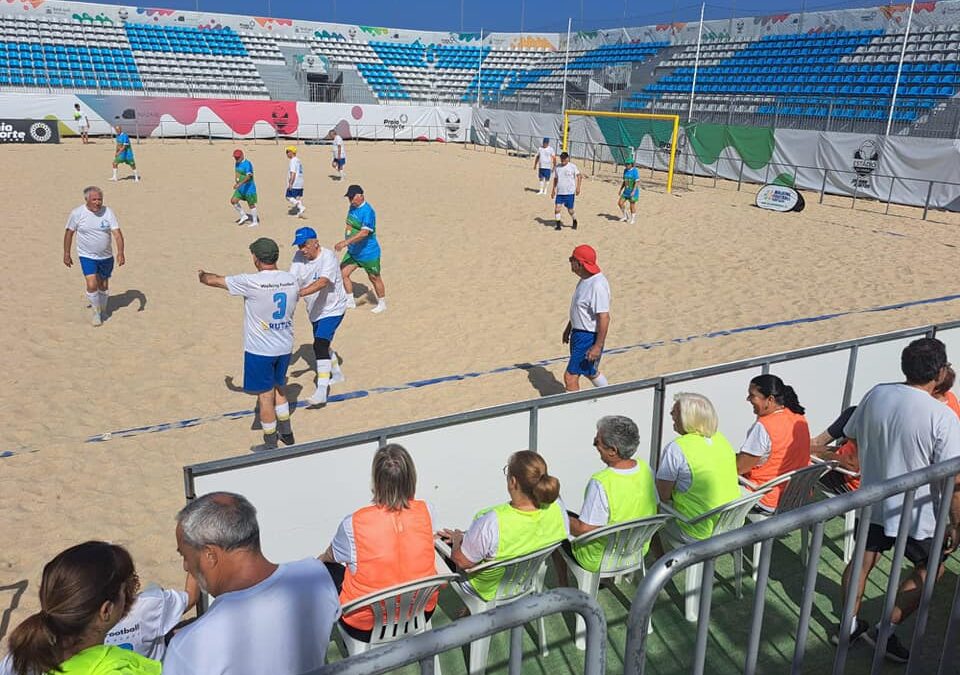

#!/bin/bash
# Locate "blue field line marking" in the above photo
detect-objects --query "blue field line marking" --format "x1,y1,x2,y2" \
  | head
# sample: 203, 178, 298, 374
1, 290, 958, 457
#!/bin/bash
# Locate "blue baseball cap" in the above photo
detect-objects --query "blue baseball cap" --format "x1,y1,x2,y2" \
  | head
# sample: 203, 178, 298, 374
292, 226, 318, 246
542, 137, 550, 144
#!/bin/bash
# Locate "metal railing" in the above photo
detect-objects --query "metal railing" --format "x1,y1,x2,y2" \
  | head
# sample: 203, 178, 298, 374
624, 455, 960, 675
314, 588, 607, 675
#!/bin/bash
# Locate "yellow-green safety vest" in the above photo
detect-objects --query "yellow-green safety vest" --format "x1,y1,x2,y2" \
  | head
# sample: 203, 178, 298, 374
671, 432, 741, 540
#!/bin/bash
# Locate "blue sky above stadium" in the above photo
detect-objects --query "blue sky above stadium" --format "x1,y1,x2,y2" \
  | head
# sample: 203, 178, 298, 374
100, 0, 887, 34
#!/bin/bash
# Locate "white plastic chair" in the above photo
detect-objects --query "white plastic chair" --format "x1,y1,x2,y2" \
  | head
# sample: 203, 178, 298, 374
812, 455, 860, 562
438, 541, 562, 675
660, 489, 770, 622
741, 462, 836, 579
334, 572, 458, 672
558, 514, 671, 648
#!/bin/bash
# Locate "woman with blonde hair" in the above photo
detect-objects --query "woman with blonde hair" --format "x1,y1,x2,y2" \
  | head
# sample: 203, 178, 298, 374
319, 443, 438, 642
5, 541, 157, 675
657, 392, 741, 540
439, 450, 568, 600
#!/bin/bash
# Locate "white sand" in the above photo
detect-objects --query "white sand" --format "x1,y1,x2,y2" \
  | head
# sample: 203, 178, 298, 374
2, 138, 959, 644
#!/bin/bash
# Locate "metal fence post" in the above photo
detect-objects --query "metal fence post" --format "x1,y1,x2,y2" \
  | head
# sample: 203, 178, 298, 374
819, 169, 828, 204
923, 180, 934, 220
885, 176, 896, 215
737, 158, 745, 191
207, 121, 212, 145
826, 100, 834, 132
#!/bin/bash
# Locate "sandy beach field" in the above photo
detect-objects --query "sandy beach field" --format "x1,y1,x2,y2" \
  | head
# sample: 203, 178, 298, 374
1, 138, 959, 644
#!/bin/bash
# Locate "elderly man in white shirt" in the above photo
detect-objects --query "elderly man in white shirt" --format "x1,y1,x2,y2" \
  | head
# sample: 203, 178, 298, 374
562, 245, 610, 392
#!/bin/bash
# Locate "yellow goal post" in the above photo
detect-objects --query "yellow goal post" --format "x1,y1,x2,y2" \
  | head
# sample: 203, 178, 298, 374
561, 109, 680, 194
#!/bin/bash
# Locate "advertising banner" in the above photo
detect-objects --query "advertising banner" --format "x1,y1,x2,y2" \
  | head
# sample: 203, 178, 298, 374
0, 119, 60, 144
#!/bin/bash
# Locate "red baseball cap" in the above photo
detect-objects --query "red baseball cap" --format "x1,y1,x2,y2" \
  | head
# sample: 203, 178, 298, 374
232, 149, 244, 159
571, 245, 600, 274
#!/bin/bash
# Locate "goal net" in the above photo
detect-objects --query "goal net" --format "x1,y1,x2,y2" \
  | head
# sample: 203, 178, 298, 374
562, 109, 680, 193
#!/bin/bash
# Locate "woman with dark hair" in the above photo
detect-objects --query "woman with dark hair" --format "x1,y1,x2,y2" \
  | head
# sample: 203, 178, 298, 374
934, 365, 960, 419
439, 450, 568, 601
737, 374, 811, 511
319, 443, 438, 642
5, 541, 158, 675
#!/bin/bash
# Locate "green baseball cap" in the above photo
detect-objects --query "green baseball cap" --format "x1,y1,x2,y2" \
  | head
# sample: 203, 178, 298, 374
249, 237, 279, 264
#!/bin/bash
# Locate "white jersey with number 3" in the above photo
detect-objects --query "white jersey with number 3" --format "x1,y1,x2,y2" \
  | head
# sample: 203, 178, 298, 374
225, 270, 298, 357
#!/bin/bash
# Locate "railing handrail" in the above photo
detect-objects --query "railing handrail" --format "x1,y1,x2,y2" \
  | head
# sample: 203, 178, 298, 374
624, 453, 960, 675
314, 587, 607, 675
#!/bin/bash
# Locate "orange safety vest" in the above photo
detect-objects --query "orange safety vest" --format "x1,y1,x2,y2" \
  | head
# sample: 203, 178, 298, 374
745, 408, 810, 509
340, 500, 438, 630
836, 439, 861, 491
945, 391, 960, 420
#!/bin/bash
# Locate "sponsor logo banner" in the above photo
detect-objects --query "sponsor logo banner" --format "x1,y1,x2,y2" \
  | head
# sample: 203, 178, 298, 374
0, 119, 60, 144
756, 184, 804, 212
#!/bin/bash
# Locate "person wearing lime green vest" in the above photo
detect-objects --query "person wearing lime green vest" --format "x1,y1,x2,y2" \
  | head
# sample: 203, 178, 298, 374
3, 541, 161, 675
656, 392, 741, 541
438, 450, 569, 601
566, 415, 658, 573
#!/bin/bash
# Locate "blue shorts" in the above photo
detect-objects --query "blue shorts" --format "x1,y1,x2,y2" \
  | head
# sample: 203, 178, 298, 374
312, 314, 344, 341
79, 256, 114, 279
567, 329, 601, 377
538, 168, 552, 180
285, 188, 303, 199
334, 158, 346, 168
555, 194, 575, 210
243, 351, 291, 394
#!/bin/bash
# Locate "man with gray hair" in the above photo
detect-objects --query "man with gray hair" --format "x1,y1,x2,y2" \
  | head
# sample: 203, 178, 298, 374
565, 415, 658, 573
163, 492, 340, 675
64, 186, 125, 326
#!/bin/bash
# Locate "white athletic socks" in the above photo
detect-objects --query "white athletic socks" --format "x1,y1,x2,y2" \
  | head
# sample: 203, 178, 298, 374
345, 296, 357, 309
110, 168, 118, 180
310, 360, 332, 405
133, 169, 140, 182
98, 290, 108, 314
589, 374, 608, 387
250, 207, 259, 226
330, 350, 345, 383
87, 291, 101, 325
234, 203, 245, 215
274, 402, 290, 421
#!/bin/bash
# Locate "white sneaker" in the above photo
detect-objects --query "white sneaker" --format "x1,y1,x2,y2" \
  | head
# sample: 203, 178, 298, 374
134, 176, 140, 183
247, 220, 259, 228
371, 303, 386, 314
619, 216, 628, 222
236, 214, 250, 225
345, 297, 357, 309
91, 309, 102, 326
629, 216, 636, 224
297, 207, 306, 218
108, 176, 117, 182
307, 388, 329, 406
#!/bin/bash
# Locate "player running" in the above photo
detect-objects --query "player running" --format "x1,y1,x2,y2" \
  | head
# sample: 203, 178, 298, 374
231, 149, 259, 227
284, 146, 306, 218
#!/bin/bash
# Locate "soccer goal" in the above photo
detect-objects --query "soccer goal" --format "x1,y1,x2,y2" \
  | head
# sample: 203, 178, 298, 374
561, 109, 681, 193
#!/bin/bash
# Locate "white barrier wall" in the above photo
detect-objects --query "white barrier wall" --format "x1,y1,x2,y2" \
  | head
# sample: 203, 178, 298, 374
188, 322, 955, 564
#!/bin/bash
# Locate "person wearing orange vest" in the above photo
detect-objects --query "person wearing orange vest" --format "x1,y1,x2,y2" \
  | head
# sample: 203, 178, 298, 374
935, 365, 960, 419
565, 415, 658, 573
737, 374, 811, 511
656, 392, 741, 542
438, 451, 569, 601
319, 444, 439, 641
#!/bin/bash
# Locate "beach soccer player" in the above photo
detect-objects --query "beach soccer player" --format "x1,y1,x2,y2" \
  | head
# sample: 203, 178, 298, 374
335, 184, 386, 314
285, 146, 305, 218
618, 160, 640, 224
110, 125, 139, 182
533, 137, 556, 195
231, 149, 259, 227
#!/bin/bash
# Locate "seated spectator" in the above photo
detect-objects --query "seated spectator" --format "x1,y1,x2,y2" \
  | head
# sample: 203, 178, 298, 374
162, 492, 340, 675
4, 541, 159, 675
934, 365, 960, 419
438, 450, 568, 600
737, 374, 811, 511
810, 406, 861, 494
319, 444, 438, 642
566, 415, 657, 572
104, 573, 199, 660
656, 392, 741, 540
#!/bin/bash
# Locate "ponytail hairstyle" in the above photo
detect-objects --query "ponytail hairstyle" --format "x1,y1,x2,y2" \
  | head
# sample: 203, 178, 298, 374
9, 541, 135, 675
507, 450, 560, 508
750, 374, 805, 415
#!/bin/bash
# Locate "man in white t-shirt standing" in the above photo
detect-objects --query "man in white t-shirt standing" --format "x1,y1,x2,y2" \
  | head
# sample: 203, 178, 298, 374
533, 137, 556, 195
552, 151, 582, 231
284, 146, 306, 218
290, 226, 348, 407
562, 245, 610, 392
835, 337, 960, 662
64, 186, 125, 326
165, 492, 340, 675
198, 238, 299, 452
331, 129, 346, 180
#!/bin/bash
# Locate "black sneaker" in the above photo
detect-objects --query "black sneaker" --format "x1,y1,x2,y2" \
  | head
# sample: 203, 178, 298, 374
830, 618, 872, 646
277, 420, 295, 446
572, 219, 578, 230
868, 627, 909, 664
555, 220, 562, 231
251, 432, 279, 453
